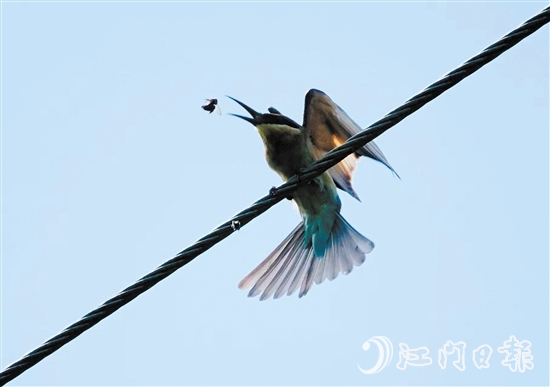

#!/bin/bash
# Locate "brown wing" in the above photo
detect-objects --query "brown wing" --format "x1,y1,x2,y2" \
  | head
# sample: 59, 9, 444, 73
303, 89, 398, 201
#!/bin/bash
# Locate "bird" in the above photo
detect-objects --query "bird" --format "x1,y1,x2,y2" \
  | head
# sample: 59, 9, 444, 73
229, 89, 397, 300
202, 98, 221, 115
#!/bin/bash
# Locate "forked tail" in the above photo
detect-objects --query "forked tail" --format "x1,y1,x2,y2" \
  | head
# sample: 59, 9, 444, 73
238, 214, 374, 300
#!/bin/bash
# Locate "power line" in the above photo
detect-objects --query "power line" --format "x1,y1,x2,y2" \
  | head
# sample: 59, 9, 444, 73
1, 5, 548, 385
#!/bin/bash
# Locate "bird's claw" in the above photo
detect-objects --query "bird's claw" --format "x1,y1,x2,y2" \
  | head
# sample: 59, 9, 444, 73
296, 168, 308, 182
270, 186, 293, 201
308, 177, 321, 187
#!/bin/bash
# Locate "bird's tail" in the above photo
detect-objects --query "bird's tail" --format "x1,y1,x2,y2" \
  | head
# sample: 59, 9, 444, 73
238, 214, 374, 300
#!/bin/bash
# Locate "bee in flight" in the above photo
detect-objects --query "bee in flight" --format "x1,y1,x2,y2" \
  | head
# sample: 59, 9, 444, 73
202, 98, 222, 115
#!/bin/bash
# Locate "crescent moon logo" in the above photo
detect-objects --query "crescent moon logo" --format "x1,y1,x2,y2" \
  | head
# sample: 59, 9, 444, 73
357, 336, 393, 374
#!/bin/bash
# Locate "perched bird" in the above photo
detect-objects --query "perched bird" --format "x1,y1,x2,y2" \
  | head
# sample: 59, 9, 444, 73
202, 98, 221, 115
229, 89, 396, 300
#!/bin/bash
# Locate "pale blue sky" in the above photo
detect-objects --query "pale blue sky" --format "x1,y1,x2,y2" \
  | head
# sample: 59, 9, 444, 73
2, 2, 548, 386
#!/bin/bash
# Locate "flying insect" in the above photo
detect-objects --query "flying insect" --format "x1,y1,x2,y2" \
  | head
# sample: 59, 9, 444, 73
202, 98, 221, 115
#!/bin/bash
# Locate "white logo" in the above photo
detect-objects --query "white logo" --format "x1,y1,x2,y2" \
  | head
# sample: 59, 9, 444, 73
359, 335, 533, 374
358, 336, 394, 374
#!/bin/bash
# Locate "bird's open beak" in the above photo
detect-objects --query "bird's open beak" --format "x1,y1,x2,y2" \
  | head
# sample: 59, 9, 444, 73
227, 96, 260, 125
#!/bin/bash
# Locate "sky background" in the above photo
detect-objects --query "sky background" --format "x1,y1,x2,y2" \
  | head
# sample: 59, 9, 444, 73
1, 1, 548, 386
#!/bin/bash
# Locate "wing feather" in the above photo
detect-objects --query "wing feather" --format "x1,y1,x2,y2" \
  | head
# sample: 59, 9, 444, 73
303, 89, 399, 200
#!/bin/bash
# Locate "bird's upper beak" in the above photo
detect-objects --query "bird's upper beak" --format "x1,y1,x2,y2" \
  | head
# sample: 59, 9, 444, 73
227, 96, 301, 129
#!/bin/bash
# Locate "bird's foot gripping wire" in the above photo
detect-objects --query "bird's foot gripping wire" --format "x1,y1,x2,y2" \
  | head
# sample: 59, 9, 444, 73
295, 167, 322, 188
297, 168, 318, 185
308, 178, 321, 187
270, 186, 293, 201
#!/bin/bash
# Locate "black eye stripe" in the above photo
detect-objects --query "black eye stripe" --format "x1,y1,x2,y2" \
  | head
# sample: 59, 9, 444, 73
257, 114, 301, 129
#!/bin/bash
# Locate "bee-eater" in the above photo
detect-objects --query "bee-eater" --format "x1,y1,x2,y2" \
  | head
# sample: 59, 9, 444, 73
229, 89, 396, 300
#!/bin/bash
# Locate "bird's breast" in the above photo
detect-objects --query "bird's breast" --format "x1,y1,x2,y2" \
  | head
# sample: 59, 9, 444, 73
256, 124, 340, 217
256, 124, 308, 180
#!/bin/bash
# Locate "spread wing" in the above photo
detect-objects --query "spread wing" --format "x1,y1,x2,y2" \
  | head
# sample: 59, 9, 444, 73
302, 89, 398, 201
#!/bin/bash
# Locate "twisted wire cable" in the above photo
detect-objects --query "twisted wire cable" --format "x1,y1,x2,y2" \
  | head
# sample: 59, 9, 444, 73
1, 6, 548, 385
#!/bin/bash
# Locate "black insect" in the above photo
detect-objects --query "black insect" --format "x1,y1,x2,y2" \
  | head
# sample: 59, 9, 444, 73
202, 99, 221, 115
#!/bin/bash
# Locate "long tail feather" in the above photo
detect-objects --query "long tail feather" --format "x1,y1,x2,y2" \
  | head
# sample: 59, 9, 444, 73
248, 226, 304, 298
239, 214, 374, 300
238, 223, 302, 290
273, 248, 308, 299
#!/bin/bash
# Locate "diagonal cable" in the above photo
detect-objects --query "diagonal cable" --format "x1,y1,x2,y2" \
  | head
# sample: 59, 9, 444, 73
1, 5, 549, 385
